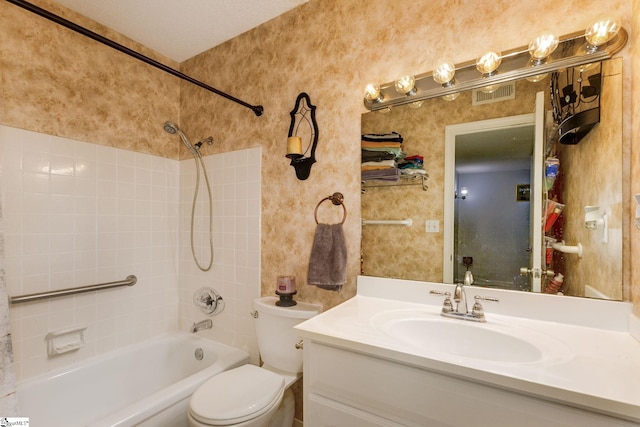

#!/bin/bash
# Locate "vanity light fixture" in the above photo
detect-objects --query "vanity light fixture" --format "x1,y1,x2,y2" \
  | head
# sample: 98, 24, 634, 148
480, 84, 501, 94
433, 61, 456, 86
528, 32, 559, 64
364, 82, 384, 103
362, 21, 627, 112
442, 92, 460, 101
395, 74, 417, 96
433, 61, 459, 101
585, 17, 621, 52
476, 51, 502, 76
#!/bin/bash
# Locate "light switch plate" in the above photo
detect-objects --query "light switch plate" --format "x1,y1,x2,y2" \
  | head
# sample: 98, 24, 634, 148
425, 220, 439, 233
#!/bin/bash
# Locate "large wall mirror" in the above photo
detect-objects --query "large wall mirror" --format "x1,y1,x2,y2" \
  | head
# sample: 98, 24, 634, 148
361, 57, 625, 300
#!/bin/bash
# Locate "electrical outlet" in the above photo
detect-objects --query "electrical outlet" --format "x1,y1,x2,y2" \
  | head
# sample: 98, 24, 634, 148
425, 220, 439, 233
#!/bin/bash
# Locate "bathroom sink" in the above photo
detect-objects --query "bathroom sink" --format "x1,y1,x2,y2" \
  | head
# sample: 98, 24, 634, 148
372, 309, 562, 364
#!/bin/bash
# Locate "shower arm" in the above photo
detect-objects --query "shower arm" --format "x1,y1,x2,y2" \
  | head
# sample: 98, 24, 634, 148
6, 0, 264, 117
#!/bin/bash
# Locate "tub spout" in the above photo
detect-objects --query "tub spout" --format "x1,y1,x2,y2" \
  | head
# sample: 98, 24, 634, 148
191, 319, 213, 333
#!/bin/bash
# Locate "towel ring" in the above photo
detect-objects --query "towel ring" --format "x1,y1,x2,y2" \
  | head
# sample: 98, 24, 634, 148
315, 192, 347, 225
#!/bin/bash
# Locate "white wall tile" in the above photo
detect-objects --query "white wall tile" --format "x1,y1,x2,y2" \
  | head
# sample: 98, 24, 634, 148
1, 126, 259, 382
0, 126, 181, 381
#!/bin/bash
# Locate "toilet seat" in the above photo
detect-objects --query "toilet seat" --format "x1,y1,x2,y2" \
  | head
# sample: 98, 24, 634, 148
189, 364, 285, 426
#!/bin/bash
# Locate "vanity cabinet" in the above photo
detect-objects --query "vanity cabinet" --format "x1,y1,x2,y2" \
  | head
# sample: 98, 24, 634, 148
303, 340, 638, 427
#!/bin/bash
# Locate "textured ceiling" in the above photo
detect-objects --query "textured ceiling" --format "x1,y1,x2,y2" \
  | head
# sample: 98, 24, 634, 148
53, 0, 309, 62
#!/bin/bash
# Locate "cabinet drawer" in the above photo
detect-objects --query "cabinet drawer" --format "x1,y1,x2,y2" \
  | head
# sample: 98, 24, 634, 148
308, 393, 402, 427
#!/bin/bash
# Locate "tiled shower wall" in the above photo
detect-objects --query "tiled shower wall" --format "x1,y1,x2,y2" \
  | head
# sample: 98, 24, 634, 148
178, 147, 262, 363
0, 125, 260, 381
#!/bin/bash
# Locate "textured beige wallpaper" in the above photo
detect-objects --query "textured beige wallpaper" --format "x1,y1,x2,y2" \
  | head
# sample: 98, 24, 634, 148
0, 0, 181, 159
558, 59, 624, 299
1, 0, 636, 312
2, 0, 638, 420
179, 0, 634, 314
632, 0, 640, 315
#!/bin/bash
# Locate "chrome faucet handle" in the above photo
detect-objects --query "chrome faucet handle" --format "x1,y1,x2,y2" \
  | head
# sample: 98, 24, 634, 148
474, 295, 500, 303
442, 292, 453, 313
429, 290, 454, 313
471, 295, 499, 322
471, 296, 485, 319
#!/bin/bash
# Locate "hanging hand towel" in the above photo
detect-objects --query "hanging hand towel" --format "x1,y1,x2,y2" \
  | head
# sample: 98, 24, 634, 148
308, 223, 347, 291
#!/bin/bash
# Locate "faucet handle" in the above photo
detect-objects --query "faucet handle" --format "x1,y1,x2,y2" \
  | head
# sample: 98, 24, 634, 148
474, 295, 499, 303
471, 295, 485, 317
471, 295, 499, 321
429, 290, 454, 313
442, 292, 453, 313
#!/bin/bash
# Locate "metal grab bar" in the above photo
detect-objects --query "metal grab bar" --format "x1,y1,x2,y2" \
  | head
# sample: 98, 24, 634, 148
9, 275, 137, 304
362, 218, 413, 227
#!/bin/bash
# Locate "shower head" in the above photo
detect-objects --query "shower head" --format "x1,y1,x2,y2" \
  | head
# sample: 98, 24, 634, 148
163, 121, 179, 135
163, 121, 199, 156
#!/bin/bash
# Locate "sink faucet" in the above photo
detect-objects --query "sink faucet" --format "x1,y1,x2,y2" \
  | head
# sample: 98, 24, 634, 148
190, 319, 213, 333
453, 270, 473, 314
429, 270, 499, 322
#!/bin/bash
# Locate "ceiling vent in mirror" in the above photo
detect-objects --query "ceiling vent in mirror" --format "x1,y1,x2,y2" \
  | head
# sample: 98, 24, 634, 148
472, 82, 516, 106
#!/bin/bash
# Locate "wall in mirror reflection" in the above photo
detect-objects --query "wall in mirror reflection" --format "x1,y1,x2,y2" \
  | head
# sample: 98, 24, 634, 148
360, 58, 624, 300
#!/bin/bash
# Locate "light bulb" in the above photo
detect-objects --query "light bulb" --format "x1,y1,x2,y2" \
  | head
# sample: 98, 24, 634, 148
480, 84, 501, 94
395, 74, 416, 95
364, 82, 382, 102
433, 61, 456, 85
585, 17, 621, 48
442, 92, 460, 101
528, 33, 559, 63
476, 51, 502, 75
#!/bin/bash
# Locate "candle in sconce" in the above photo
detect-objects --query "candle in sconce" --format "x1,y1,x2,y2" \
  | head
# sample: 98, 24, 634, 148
286, 136, 303, 157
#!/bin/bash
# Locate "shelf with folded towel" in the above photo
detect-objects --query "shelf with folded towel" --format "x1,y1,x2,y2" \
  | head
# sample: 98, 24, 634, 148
361, 173, 428, 192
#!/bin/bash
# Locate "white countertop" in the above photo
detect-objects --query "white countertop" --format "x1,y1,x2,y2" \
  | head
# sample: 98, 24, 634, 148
295, 276, 640, 423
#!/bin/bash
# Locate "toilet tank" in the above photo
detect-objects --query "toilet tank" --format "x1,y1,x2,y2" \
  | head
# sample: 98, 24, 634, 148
253, 297, 322, 373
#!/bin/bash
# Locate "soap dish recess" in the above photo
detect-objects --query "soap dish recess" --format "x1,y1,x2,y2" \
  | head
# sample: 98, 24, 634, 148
46, 325, 87, 357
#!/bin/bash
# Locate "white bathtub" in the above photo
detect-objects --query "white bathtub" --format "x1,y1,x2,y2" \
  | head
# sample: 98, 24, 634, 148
16, 332, 249, 427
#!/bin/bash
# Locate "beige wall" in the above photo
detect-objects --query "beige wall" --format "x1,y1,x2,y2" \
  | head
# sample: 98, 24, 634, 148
559, 59, 624, 299
632, 0, 640, 316
1, 0, 637, 420
0, 0, 181, 158
1, 0, 635, 329
180, 0, 635, 310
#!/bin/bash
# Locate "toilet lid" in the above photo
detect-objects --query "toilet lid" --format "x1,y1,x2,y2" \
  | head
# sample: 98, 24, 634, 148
189, 364, 285, 426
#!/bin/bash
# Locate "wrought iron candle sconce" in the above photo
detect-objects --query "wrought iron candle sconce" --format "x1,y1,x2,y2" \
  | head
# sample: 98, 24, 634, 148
286, 92, 318, 180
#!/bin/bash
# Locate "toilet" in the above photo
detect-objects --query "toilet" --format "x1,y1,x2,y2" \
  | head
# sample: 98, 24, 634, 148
188, 296, 322, 427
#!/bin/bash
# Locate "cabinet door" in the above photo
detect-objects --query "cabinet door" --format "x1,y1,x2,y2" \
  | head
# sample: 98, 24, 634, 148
304, 341, 639, 427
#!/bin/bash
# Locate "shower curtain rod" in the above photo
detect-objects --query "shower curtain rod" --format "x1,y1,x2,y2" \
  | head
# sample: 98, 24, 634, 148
5, 0, 264, 116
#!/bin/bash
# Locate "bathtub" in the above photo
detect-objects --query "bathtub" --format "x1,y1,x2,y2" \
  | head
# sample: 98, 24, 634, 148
16, 332, 249, 427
